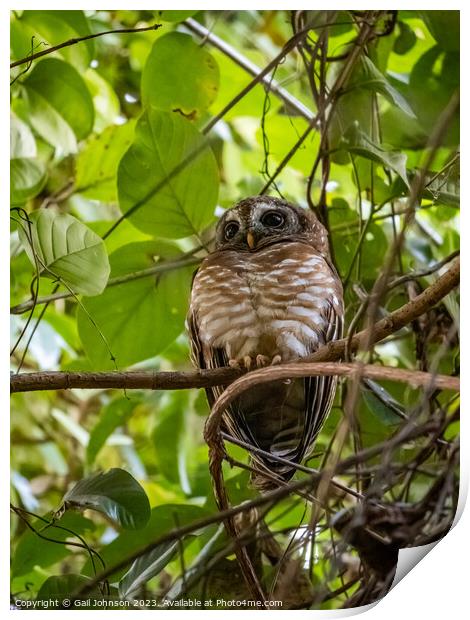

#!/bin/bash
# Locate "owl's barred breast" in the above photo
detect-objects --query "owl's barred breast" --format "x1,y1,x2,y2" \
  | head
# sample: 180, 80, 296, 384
191, 242, 343, 362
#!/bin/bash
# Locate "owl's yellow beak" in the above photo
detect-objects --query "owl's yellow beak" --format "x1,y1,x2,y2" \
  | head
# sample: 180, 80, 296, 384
246, 231, 256, 249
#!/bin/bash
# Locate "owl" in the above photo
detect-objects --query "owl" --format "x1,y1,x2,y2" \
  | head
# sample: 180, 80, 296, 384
187, 196, 343, 490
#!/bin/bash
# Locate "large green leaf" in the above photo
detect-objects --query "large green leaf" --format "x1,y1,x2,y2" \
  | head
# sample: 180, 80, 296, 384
10, 158, 46, 205
408, 46, 459, 145
341, 123, 409, 187
142, 33, 219, 118
361, 379, 404, 426
63, 468, 151, 530
36, 574, 100, 602
77, 241, 194, 369
211, 48, 267, 120
349, 56, 415, 117
328, 88, 374, 163
84, 68, 121, 133
11, 513, 94, 578
421, 174, 460, 208
75, 121, 136, 202
118, 108, 218, 238
22, 87, 77, 155
119, 541, 179, 599
10, 115, 36, 159
421, 11, 459, 52
393, 20, 417, 55
24, 58, 94, 144
18, 210, 110, 296
380, 105, 427, 150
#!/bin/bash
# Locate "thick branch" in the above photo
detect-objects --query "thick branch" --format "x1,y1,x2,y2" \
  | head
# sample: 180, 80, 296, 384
10, 362, 459, 395
10, 257, 459, 394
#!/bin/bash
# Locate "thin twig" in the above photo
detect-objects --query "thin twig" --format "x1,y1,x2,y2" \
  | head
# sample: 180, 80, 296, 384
10, 255, 201, 315
10, 24, 162, 68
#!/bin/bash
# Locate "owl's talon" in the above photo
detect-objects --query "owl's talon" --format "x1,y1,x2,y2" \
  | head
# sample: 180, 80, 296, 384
256, 354, 270, 368
271, 355, 282, 365
243, 355, 253, 370
229, 357, 254, 370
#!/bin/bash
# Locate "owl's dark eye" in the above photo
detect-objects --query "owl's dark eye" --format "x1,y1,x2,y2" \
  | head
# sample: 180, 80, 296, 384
261, 210, 285, 228
224, 221, 239, 240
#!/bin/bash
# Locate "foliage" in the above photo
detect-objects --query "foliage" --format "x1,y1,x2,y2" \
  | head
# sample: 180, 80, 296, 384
10, 9, 459, 610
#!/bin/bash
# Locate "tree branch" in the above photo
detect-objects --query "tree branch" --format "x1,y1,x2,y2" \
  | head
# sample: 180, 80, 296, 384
10, 362, 459, 395
10, 255, 200, 315
10, 256, 459, 394
10, 24, 162, 69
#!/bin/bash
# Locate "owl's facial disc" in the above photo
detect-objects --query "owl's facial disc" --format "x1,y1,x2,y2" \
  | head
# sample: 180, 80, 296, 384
215, 197, 318, 251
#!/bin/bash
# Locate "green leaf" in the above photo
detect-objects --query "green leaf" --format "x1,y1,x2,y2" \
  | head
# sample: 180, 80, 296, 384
361, 380, 404, 426
37, 574, 99, 602
77, 241, 193, 369
211, 48, 267, 120
421, 11, 459, 51
408, 46, 459, 145
152, 391, 191, 492
380, 105, 427, 150
329, 89, 374, 162
10, 115, 36, 159
84, 68, 121, 133
142, 33, 219, 118
76, 121, 136, 202
118, 109, 218, 238
341, 123, 409, 187
419, 169, 460, 208
18, 210, 110, 296
63, 468, 151, 530
10, 158, 47, 205
154, 10, 198, 22
349, 56, 415, 118
10, 108, 50, 210
24, 58, 94, 144
11, 512, 94, 578
22, 87, 77, 155
86, 397, 140, 465
393, 21, 417, 55
119, 541, 179, 598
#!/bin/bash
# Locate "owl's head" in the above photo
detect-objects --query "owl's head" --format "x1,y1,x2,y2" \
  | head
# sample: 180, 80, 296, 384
215, 196, 330, 255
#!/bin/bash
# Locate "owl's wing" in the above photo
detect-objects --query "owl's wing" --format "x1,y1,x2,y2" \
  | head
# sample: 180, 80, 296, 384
301, 299, 343, 461
186, 309, 229, 409
187, 308, 267, 450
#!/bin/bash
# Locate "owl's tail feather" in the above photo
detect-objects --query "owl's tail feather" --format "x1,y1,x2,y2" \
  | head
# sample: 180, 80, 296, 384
249, 460, 296, 492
